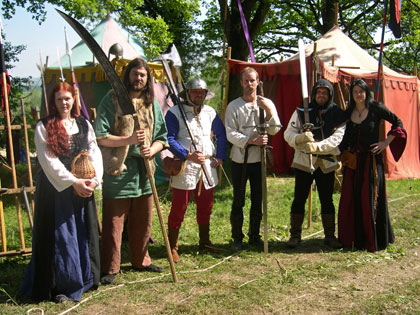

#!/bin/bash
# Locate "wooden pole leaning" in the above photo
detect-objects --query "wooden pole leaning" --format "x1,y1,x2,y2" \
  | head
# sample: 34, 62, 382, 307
133, 117, 178, 283
0, 178, 6, 252
2, 72, 25, 249
218, 47, 232, 186
20, 98, 35, 216
218, 3, 229, 187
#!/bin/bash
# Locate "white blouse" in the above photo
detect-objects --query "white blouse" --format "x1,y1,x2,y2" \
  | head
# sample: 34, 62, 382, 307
34, 118, 103, 192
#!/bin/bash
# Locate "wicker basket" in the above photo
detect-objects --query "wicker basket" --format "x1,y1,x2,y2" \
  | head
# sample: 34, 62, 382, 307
71, 151, 95, 179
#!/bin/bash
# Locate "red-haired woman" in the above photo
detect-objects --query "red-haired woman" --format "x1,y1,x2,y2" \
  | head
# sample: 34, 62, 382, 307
21, 82, 103, 303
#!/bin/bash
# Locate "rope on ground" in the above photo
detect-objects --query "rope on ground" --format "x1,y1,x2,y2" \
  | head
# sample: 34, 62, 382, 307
302, 230, 323, 239
26, 308, 44, 314
58, 253, 238, 315
238, 279, 257, 288
388, 193, 420, 203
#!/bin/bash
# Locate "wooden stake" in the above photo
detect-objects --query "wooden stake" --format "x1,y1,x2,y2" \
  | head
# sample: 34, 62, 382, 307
3, 72, 25, 249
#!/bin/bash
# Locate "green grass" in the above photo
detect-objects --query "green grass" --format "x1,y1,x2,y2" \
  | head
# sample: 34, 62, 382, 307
1, 165, 420, 314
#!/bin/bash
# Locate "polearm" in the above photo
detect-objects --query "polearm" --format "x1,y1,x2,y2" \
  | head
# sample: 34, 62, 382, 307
159, 58, 214, 187
65, 27, 82, 111
56, 9, 178, 282
56, 47, 66, 82
375, 0, 388, 101
257, 82, 269, 254
298, 39, 315, 229
37, 51, 49, 117
20, 97, 35, 220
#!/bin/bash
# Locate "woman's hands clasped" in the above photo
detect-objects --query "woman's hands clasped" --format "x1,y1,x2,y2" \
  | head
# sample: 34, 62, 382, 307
72, 179, 97, 198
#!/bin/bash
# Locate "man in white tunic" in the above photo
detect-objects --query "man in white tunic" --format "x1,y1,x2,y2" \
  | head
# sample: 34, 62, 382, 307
165, 78, 227, 262
225, 67, 281, 251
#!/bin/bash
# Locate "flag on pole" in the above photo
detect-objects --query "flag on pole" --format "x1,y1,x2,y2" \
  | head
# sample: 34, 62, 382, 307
388, 0, 402, 38
0, 17, 11, 117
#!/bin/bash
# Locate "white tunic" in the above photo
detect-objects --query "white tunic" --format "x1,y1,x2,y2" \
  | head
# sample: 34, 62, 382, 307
225, 96, 282, 163
283, 110, 345, 173
169, 105, 219, 190
35, 119, 103, 192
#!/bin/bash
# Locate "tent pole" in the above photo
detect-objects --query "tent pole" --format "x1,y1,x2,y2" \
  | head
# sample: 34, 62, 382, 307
218, 0, 228, 187
221, 47, 231, 123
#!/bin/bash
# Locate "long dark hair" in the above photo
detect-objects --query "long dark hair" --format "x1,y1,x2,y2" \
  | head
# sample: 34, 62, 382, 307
122, 57, 154, 106
347, 79, 374, 114
45, 82, 79, 156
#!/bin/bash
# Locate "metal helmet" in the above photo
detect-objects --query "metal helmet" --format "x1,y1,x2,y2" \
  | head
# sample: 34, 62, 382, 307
184, 77, 215, 100
108, 43, 124, 58
186, 78, 208, 91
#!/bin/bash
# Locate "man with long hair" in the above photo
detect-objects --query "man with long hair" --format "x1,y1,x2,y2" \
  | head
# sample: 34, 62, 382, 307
94, 58, 168, 285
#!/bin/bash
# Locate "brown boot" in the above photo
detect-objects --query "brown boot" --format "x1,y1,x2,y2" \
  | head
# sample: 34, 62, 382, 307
287, 214, 304, 248
198, 224, 219, 253
168, 228, 180, 263
322, 213, 342, 249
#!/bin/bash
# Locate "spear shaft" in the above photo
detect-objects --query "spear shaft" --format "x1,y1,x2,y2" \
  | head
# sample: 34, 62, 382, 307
65, 27, 81, 109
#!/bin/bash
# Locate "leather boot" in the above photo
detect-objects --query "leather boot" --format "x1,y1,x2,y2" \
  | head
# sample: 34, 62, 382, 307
168, 228, 180, 263
287, 214, 304, 248
322, 213, 342, 249
198, 224, 219, 253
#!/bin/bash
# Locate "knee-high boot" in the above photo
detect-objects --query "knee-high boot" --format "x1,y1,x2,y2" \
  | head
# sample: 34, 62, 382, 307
321, 213, 342, 249
168, 228, 180, 263
198, 224, 218, 253
287, 213, 304, 248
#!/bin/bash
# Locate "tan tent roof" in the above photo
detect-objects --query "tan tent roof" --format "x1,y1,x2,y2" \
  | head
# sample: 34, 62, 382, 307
287, 26, 408, 78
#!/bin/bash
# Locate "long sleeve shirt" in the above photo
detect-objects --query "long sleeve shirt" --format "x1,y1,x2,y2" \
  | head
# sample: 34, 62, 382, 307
225, 96, 281, 163
35, 119, 103, 192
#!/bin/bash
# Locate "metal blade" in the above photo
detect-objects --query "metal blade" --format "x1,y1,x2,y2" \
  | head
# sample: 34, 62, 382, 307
56, 9, 135, 116
298, 39, 308, 99
298, 39, 311, 126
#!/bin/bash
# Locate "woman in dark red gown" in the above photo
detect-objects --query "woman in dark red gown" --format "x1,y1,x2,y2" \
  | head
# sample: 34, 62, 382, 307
338, 79, 406, 252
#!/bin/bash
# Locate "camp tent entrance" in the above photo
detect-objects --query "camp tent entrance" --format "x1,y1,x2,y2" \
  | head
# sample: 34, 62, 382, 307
225, 26, 420, 180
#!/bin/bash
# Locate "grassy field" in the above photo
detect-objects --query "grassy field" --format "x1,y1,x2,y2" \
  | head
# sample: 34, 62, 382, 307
0, 166, 419, 314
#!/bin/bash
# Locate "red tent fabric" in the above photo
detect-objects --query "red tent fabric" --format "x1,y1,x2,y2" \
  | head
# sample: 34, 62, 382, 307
226, 27, 420, 179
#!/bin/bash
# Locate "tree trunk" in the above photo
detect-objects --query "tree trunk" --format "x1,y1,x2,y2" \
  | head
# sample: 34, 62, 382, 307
219, 0, 271, 101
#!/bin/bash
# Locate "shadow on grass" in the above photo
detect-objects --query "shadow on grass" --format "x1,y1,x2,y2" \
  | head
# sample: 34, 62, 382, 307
269, 238, 343, 254
0, 256, 30, 304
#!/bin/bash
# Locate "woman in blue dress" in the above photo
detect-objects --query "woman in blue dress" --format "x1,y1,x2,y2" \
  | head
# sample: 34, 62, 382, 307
21, 82, 103, 302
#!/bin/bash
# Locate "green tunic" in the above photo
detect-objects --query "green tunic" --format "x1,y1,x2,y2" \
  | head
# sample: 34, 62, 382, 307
94, 92, 168, 198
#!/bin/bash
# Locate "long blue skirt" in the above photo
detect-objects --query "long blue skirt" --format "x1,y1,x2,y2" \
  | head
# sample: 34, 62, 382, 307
21, 171, 100, 302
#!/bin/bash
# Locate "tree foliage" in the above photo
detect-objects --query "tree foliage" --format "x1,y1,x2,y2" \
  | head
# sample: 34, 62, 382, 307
385, 0, 420, 74
1, 0, 200, 59
195, 0, 420, 76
